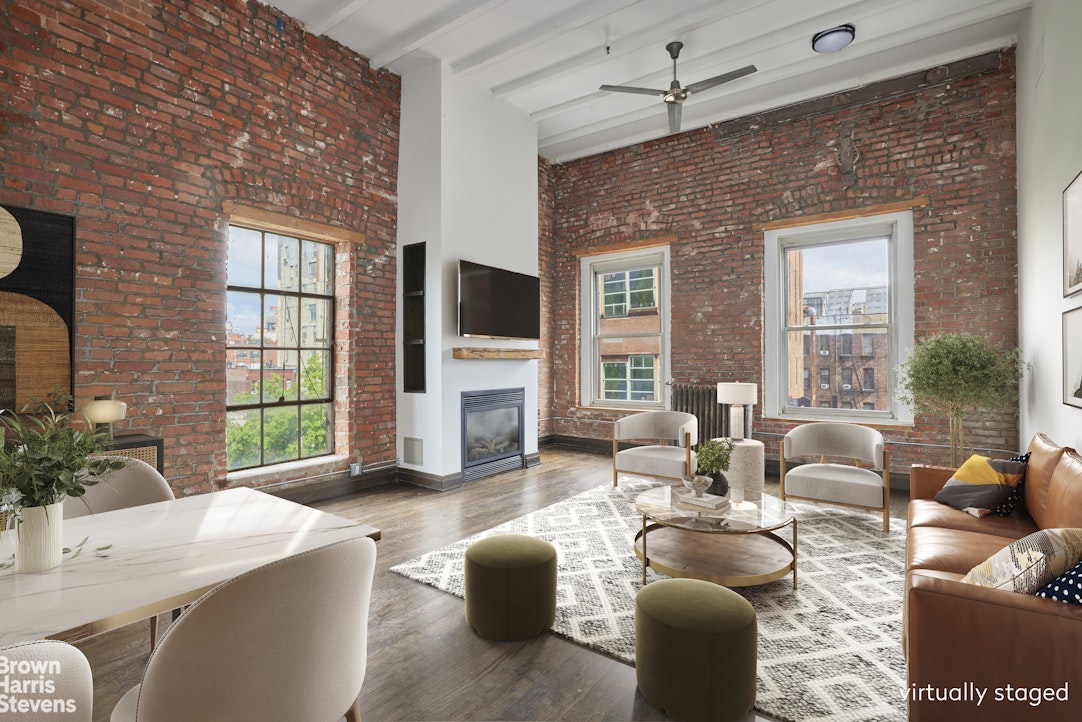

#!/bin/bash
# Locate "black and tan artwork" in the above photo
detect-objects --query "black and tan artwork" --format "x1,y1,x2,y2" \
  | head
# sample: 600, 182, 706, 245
1066, 170, 1082, 297
0, 204, 74, 410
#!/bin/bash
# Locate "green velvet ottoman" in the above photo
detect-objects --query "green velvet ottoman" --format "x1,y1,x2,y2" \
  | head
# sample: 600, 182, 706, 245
464, 534, 557, 641
635, 578, 757, 722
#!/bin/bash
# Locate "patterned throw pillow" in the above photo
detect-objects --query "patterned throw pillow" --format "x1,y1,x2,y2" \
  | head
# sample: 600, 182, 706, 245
988, 452, 1031, 516
933, 454, 1027, 517
1036, 559, 1082, 605
962, 528, 1082, 594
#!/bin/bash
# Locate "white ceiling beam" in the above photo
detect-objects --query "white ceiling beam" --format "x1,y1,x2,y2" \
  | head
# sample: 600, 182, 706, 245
454, 0, 642, 75
368, 0, 509, 69
306, 0, 381, 37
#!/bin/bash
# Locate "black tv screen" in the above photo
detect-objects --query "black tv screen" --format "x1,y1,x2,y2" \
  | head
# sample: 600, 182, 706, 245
458, 260, 540, 340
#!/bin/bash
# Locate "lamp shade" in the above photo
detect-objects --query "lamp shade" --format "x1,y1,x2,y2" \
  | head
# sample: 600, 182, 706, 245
716, 382, 757, 406
82, 399, 127, 425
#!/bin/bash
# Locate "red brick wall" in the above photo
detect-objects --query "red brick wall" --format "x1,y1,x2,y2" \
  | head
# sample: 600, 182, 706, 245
544, 51, 1019, 472
0, 0, 400, 494
538, 155, 555, 438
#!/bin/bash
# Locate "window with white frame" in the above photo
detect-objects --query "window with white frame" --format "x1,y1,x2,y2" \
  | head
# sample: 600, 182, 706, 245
580, 247, 670, 408
764, 210, 914, 423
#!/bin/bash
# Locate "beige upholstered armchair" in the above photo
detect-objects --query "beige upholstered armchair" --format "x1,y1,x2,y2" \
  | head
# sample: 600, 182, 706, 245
612, 410, 698, 487
780, 421, 891, 531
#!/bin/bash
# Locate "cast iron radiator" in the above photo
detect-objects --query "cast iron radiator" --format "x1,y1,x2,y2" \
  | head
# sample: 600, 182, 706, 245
670, 382, 732, 441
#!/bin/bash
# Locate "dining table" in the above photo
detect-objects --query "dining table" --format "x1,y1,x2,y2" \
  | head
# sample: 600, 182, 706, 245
0, 486, 380, 647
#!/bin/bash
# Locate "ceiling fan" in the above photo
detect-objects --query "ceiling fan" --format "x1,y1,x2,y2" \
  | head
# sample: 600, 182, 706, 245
600, 41, 757, 134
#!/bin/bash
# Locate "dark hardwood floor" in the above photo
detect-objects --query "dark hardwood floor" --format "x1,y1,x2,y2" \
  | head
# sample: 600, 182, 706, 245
75, 445, 909, 721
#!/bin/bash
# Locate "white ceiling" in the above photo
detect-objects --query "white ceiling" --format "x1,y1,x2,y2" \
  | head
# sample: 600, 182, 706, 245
270, 0, 1029, 163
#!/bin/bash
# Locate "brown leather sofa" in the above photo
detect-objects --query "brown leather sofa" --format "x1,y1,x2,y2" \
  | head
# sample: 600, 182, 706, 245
904, 433, 1082, 721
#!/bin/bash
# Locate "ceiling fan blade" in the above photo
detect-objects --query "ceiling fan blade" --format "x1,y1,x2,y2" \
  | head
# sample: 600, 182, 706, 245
668, 102, 681, 134
684, 64, 758, 95
599, 84, 667, 97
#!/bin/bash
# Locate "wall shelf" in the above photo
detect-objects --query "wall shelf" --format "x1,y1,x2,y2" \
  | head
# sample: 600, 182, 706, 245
453, 347, 542, 360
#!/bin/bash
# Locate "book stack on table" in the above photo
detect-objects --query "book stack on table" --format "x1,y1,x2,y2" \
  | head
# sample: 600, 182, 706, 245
679, 492, 731, 512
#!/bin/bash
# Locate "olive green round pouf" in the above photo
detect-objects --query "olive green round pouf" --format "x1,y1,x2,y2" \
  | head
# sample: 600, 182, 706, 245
464, 534, 557, 641
635, 578, 757, 722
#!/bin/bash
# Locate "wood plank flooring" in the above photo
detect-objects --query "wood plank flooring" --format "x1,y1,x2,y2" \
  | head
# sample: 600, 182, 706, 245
74, 446, 909, 721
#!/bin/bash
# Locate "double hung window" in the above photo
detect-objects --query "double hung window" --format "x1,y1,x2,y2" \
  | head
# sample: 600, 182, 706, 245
764, 211, 914, 423
580, 247, 670, 408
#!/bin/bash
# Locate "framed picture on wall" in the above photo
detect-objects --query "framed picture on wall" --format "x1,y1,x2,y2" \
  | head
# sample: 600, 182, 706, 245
1065, 306, 1082, 408
1065, 169, 1082, 297
0, 204, 75, 411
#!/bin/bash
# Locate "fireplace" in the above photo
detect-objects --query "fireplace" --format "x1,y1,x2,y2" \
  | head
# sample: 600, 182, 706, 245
461, 388, 525, 481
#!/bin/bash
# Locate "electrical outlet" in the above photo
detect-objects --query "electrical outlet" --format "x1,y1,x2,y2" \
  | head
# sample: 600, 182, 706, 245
349, 461, 363, 477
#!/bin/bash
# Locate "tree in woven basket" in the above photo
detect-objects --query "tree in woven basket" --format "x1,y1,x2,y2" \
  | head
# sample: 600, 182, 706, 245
898, 333, 1028, 467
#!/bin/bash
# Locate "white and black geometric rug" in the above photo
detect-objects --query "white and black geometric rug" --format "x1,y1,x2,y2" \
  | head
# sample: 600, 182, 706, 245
391, 480, 907, 722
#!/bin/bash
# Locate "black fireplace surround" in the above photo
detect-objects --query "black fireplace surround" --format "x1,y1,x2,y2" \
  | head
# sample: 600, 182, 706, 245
461, 388, 525, 482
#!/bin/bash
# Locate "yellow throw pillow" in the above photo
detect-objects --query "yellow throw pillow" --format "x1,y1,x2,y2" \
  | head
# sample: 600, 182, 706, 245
933, 454, 1026, 517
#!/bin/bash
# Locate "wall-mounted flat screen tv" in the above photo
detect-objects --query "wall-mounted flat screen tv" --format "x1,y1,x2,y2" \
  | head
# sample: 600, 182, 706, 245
458, 260, 540, 340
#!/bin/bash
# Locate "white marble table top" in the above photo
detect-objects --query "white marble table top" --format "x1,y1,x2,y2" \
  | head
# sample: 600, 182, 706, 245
0, 487, 379, 646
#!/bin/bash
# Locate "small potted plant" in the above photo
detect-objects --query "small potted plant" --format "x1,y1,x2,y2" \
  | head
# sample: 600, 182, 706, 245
696, 437, 735, 496
0, 392, 125, 572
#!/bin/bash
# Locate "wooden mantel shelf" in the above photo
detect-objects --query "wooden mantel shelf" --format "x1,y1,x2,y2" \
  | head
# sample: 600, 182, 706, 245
452, 347, 543, 360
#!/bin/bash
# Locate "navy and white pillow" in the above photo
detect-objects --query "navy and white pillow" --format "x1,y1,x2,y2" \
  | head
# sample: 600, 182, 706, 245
1036, 559, 1082, 606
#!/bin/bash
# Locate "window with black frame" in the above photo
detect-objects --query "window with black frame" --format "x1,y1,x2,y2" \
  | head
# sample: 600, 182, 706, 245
225, 225, 334, 470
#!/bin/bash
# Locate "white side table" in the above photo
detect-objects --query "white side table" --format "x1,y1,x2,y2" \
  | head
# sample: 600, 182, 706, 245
716, 438, 765, 493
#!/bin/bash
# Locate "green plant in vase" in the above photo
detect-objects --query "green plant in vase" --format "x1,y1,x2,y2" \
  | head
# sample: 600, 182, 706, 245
897, 332, 1028, 468
696, 437, 735, 496
0, 392, 125, 572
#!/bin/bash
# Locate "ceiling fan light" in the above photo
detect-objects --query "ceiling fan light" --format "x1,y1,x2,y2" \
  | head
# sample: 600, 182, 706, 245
812, 24, 855, 53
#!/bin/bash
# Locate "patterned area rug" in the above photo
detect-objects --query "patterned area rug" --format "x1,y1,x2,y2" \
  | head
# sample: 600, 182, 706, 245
391, 480, 907, 722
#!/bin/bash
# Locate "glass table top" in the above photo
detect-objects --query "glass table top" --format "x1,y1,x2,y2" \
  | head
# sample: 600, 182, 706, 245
634, 484, 795, 534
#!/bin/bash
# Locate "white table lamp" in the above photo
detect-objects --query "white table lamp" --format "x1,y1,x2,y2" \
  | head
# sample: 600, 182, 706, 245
82, 398, 127, 436
716, 382, 757, 440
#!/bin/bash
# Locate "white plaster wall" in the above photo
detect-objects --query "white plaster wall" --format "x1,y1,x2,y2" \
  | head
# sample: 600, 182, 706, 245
396, 62, 447, 473
396, 61, 540, 478
1017, 0, 1082, 449
438, 65, 540, 477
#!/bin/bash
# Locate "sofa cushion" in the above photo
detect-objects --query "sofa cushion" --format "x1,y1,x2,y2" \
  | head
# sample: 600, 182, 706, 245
932, 454, 1026, 517
1036, 559, 1082, 606
1024, 433, 1068, 529
906, 526, 1016, 576
1045, 449, 1082, 529
907, 499, 1037, 539
961, 528, 1082, 594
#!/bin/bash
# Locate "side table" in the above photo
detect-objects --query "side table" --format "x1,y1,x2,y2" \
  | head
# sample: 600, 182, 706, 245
716, 438, 765, 493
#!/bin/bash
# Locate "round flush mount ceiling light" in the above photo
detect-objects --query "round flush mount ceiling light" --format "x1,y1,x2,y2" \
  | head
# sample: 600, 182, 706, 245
812, 24, 856, 53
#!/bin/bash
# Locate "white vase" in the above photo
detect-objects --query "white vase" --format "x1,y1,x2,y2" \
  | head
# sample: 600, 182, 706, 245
14, 502, 64, 573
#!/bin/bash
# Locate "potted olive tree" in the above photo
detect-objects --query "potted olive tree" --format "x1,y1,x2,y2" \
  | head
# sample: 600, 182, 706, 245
0, 393, 125, 572
696, 437, 735, 496
897, 332, 1028, 467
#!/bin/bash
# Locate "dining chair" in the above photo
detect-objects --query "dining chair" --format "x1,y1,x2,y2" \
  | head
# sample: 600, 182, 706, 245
64, 456, 175, 519
110, 535, 378, 722
0, 640, 93, 722
612, 410, 698, 487
64, 456, 176, 649
779, 421, 891, 531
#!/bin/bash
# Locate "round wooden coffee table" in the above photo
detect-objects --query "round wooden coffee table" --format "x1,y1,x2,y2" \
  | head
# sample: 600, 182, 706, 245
633, 485, 797, 588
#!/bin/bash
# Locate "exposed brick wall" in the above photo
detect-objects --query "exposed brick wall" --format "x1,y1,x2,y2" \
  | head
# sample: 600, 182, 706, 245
538, 155, 555, 438
544, 51, 1019, 472
0, 0, 400, 494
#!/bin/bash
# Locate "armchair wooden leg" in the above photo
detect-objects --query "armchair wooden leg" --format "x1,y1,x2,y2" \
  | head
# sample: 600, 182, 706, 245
345, 696, 361, 722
